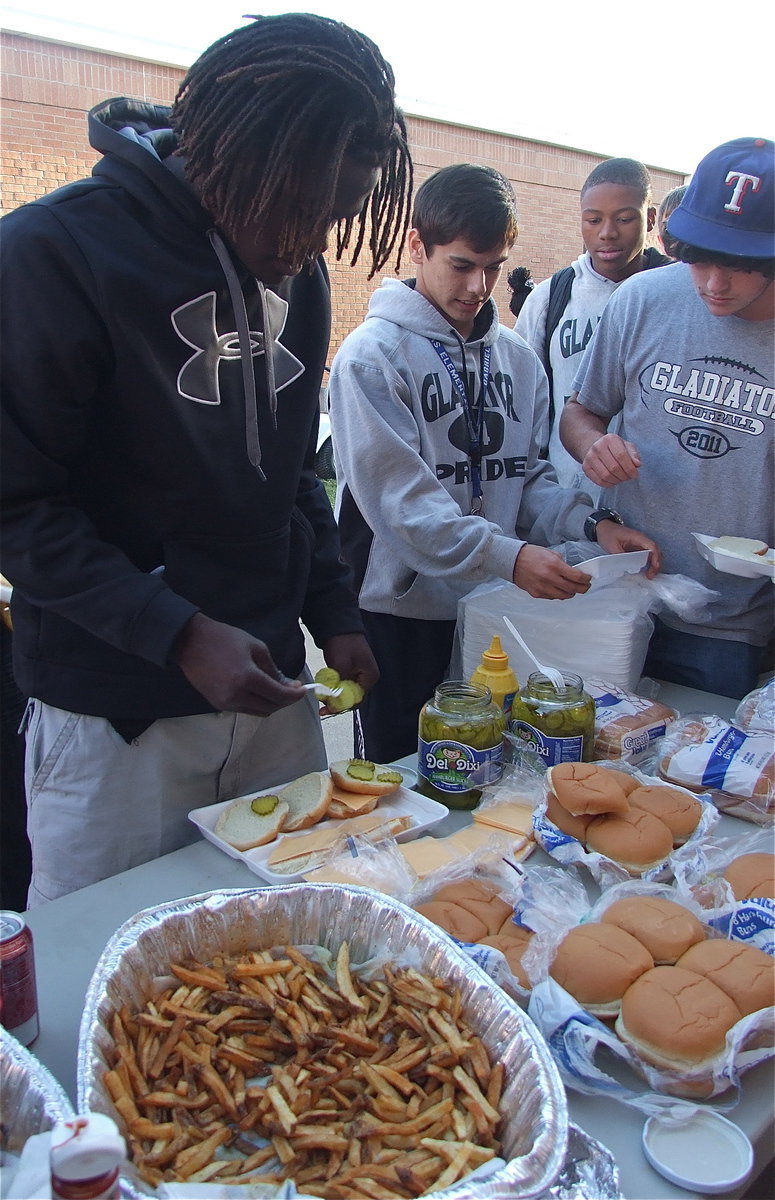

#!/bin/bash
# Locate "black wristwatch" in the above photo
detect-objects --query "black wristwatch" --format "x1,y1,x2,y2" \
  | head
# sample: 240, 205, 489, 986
584, 507, 624, 543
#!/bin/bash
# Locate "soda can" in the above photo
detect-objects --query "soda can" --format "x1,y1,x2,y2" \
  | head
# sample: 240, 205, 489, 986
0, 910, 39, 1045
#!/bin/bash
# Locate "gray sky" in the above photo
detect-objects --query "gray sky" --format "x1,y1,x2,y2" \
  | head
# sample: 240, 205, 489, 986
2, 0, 771, 174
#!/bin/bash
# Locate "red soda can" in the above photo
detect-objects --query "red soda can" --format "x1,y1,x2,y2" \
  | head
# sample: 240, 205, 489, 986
0, 910, 39, 1045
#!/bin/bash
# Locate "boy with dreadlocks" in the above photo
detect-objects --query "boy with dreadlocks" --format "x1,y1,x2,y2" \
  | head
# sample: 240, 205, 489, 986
0, 14, 412, 904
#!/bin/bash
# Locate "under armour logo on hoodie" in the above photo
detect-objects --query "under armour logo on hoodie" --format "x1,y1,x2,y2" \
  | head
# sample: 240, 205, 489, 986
171, 290, 304, 405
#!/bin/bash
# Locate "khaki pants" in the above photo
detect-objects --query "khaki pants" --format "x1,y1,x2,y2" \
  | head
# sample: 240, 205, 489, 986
25, 687, 325, 906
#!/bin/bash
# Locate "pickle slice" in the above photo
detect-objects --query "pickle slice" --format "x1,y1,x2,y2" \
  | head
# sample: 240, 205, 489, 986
250, 794, 280, 816
346, 759, 376, 781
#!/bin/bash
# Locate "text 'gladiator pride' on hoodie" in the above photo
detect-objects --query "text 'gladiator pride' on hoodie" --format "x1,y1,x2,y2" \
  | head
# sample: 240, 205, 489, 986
330, 278, 594, 621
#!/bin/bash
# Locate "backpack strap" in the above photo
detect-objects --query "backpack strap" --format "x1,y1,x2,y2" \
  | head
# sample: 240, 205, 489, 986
543, 265, 575, 430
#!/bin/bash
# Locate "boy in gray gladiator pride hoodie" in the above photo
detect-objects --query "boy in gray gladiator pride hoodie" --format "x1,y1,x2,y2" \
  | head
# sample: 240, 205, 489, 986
330, 164, 660, 762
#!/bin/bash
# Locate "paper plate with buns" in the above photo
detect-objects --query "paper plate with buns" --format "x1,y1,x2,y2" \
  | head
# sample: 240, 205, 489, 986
189, 766, 447, 884
692, 532, 775, 580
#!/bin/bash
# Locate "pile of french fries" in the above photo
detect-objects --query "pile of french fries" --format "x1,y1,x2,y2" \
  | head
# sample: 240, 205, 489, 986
103, 941, 505, 1197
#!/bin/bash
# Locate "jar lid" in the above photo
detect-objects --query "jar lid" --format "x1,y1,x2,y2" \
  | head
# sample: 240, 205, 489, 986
642, 1109, 753, 1194
50, 1114, 126, 1182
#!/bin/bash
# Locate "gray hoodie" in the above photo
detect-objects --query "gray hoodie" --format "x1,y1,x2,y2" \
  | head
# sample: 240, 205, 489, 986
329, 278, 594, 620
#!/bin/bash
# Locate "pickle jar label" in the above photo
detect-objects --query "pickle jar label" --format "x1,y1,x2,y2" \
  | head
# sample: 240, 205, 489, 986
510, 721, 584, 766
418, 737, 503, 794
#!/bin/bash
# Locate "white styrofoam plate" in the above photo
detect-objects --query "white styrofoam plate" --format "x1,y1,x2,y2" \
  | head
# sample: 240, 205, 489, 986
189, 779, 447, 884
576, 550, 650, 587
692, 532, 775, 581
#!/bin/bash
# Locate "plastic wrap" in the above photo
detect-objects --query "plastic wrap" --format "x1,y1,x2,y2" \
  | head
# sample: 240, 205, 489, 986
671, 827, 775, 955
453, 572, 718, 695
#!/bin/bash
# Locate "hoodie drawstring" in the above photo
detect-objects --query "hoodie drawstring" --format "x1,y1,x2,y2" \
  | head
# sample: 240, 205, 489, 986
208, 229, 276, 480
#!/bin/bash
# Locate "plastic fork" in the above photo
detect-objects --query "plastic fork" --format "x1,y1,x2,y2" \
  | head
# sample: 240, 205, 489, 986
302, 681, 343, 699
502, 615, 565, 692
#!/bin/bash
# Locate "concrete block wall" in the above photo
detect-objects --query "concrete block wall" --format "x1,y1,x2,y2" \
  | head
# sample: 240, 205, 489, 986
1, 31, 685, 356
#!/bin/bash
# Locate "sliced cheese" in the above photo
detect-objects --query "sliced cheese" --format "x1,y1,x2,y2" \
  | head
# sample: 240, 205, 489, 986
447, 824, 518, 854
302, 864, 364, 885
266, 811, 411, 868
472, 800, 535, 836
398, 837, 459, 878
327, 785, 380, 815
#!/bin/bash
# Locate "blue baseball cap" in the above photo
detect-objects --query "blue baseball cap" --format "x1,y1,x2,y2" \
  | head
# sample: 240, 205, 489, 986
667, 137, 774, 259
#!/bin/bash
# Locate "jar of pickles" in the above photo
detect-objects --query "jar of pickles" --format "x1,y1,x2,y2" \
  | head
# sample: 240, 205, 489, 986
417, 681, 506, 809
509, 672, 595, 767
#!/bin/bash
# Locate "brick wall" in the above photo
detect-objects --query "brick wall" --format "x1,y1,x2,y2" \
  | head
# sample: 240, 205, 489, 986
1, 31, 685, 355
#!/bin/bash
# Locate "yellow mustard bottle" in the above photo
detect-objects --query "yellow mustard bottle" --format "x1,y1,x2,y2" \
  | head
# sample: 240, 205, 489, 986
470, 635, 519, 720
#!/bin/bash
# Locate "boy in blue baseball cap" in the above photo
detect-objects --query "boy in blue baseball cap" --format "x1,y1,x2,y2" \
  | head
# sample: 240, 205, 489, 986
560, 138, 774, 697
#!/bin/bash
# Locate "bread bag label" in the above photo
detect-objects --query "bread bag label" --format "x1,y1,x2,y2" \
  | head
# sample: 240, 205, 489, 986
672, 720, 772, 798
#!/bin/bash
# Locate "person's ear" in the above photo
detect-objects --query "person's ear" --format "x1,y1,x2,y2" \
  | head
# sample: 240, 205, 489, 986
407, 228, 426, 265
646, 205, 657, 233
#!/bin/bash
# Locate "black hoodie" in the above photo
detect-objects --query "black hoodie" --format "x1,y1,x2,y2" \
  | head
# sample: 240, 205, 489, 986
0, 98, 362, 719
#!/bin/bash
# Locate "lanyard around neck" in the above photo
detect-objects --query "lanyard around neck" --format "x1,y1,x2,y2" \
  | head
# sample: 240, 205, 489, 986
429, 339, 491, 516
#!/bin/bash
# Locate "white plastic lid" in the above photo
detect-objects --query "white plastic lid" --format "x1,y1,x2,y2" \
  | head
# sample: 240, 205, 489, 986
642, 1109, 753, 1194
50, 1113, 126, 1183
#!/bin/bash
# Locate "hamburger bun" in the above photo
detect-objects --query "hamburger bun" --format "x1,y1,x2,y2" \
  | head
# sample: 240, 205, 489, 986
586, 808, 674, 873
616, 965, 742, 1073
627, 784, 702, 845
479, 927, 534, 989
677, 939, 775, 1017
545, 790, 593, 842
430, 879, 513, 935
326, 786, 379, 819
723, 852, 775, 901
549, 922, 654, 1016
278, 771, 334, 832
601, 895, 706, 964
546, 762, 631, 817
215, 795, 290, 851
414, 900, 487, 943
329, 759, 403, 796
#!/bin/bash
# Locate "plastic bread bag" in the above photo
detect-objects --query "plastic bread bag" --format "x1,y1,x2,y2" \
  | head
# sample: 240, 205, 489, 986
585, 678, 679, 765
656, 713, 775, 825
734, 675, 775, 733
407, 845, 538, 1004
464, 863, 592, 1006
528, 971, 773, 1107
523, 880, 773, 1106
532, 762, 719, 888
671, 827, 775, 955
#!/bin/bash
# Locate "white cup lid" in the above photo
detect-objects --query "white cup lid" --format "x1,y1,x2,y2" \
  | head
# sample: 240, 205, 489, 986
642, 1109, 753, 1194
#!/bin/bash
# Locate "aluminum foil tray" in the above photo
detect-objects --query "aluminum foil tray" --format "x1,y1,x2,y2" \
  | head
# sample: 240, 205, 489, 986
538, 1124, 622, 1200
0, 1026, 74, 1155
78, 884, 568, 1199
